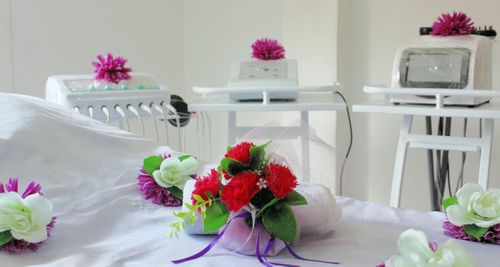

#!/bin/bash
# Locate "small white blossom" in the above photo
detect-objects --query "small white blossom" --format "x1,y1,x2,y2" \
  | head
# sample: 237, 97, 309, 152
446, 183, 500, 228
0, 192, 53, 243
152, 156, 199, 190
385, 229, 477, 267
256, 178, 267, 190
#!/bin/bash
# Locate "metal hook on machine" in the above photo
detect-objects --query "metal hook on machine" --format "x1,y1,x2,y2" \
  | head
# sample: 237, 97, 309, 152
152, 103, 170, 145
161, 101, 183, 151
140, 103, 160, 142
101, 105, 110, 124
127, 104, 146, 136
114, 105, 130, 132
88, 106, 95, 119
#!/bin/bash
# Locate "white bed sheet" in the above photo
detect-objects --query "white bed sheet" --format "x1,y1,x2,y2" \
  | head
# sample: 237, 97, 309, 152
0, 93, 499, 267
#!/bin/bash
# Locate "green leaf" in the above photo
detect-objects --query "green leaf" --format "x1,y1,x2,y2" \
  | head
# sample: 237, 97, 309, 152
203, 200, 229, 233
283, 191, 308, 206
0, 231, 13, 246
464, 224, 489, 239
220, 158, 247, 176
256, 197, 279, 217
178, 155, 195, 161
262, 204, 297, 243
189, 213, 196, 225
193, 194, 204, 203
185, 202, 195, 211
249, 144, 267, 170
143, 155, 164, 176
166, 187, 183, 200
226, 146, 233, 152
442, 196, 457, 211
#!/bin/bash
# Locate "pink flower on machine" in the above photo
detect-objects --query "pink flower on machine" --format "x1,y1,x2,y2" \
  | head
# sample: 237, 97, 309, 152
251, 38, 286, 60
431, 12, 475, 36
92, 53, 132, 84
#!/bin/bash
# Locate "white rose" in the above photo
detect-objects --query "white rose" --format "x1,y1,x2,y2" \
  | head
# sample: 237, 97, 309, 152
0, 192, 53, 243
385, 229, 477, 267
152, 156, 199, 189
446, 183, 500, 228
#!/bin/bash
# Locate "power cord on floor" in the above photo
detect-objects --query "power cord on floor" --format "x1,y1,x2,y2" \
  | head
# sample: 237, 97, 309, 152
335, 91, 353, 196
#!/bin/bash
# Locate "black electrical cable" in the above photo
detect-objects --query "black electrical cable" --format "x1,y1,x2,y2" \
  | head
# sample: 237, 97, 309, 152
444, 117, 452, 198
425, 116, 439, 211
455, 118, 468, 193
335, 91, 353, 196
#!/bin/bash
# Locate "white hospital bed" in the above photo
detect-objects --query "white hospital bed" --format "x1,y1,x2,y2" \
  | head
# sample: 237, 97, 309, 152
0, 93, 499, 267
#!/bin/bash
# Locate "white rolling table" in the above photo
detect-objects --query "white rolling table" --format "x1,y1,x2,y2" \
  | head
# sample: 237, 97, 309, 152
353, 86, 500, 208
188, 85, 346, 182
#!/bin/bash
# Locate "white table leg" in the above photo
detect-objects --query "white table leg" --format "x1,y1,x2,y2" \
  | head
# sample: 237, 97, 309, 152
301, 111, 310, 182
228, 111, 237, 145
390, 114, 413, 208
478, 118, 494, 189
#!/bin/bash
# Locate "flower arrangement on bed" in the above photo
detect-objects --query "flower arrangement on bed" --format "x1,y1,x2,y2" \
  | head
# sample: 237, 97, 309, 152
169, 141, 339, 266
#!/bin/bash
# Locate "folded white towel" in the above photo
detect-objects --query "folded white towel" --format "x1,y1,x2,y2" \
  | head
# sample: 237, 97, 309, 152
182, 179, 342, 238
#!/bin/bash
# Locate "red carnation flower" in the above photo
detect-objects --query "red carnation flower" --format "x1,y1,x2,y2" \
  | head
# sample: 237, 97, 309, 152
223, 142, 255, 179
264, 163, 298, 199
221, 172, 259, 212
191, 169, 221, 205
225, 142, 255, 164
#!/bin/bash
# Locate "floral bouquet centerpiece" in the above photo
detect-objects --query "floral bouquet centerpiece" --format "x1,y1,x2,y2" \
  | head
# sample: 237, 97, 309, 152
0, 178, 55, 253
138, 154, 199, 207
442, 183, 500, 244
170, 141, 339, 266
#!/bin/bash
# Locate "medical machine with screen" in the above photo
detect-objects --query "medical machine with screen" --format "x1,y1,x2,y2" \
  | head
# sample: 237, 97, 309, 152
391, 35, 493, 106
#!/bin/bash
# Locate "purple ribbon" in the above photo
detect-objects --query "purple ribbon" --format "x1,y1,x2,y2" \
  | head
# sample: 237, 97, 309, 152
171, 212, 249, 264
172, 212, 340, 266
256, 232, 274, 267
264, 237, 299, 267
284, 243, 340, 265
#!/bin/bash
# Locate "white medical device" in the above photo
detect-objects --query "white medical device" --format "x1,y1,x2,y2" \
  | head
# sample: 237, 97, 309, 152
228, 59, 298, 101
45, 73, 183, 147
391, 35, 493, 106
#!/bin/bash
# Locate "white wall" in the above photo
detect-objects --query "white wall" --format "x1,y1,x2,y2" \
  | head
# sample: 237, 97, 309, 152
183, 0, 338, 188
5, 1, 499, 210
340, 0, 500, 211
2, 0, 184, 97
1, 0, 338, 188
0, 0, 13, 92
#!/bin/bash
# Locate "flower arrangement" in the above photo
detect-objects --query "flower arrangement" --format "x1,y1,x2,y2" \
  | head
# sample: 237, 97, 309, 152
251, 38, 286, 60
138, 154, 198, 206
92, 53, 132, 84
170, 141, 339, 266
0, 178, 55, 253
442, 183, 500, 244
377, 229, 477, 267
431, 12, 475, 36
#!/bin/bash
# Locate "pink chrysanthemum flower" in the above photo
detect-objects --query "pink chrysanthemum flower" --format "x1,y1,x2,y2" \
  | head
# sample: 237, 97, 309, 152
92, 53, 132, 84
0, 178, 56, 253
251, 38, 286, 60
443, 220, 500, 244
137, 155, 182, 206
431, 12, 475, 36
